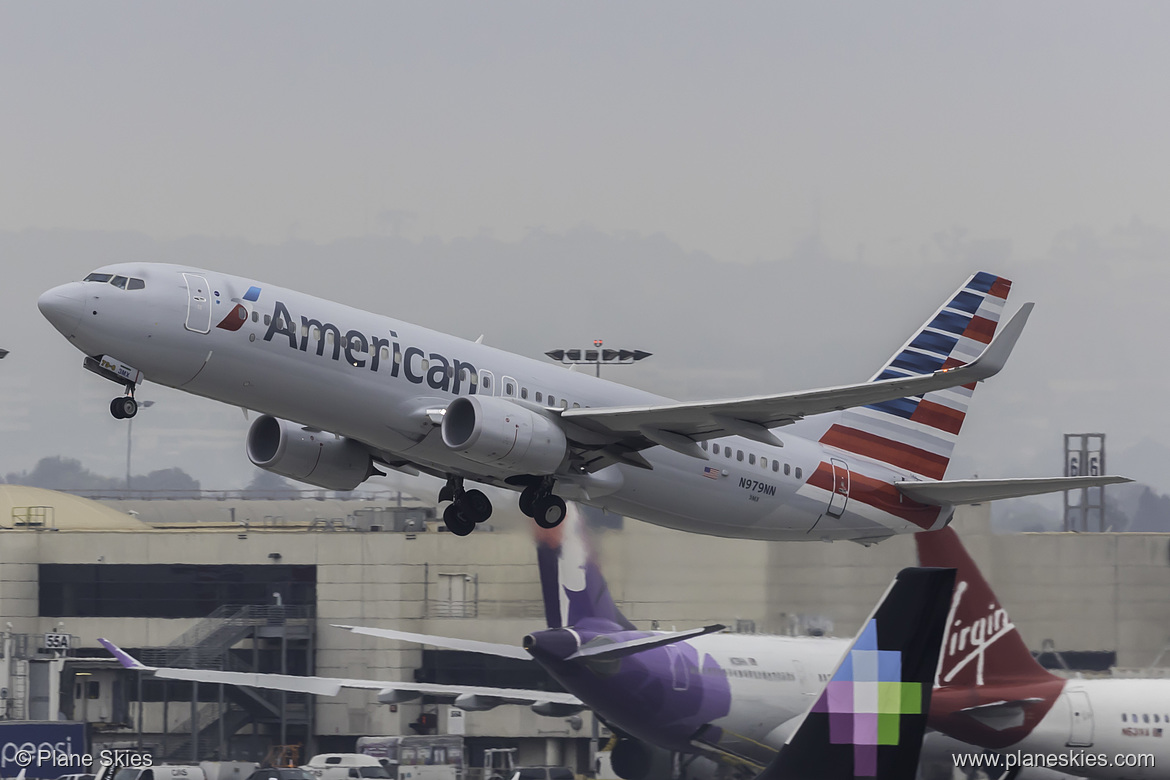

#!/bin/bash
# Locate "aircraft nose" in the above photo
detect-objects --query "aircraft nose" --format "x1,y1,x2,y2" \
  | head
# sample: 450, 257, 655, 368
38, 283, 86, 337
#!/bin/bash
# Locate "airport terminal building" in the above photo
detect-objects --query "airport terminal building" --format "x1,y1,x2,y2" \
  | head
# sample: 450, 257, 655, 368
0, 484, 1167, 772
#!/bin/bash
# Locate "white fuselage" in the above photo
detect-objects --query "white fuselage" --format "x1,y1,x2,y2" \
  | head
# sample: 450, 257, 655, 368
39, 263, 953, 541
988, 678, 1170, 780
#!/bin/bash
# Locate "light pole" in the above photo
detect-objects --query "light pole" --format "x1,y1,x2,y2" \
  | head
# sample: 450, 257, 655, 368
126, 400, 155, 491
545, 340, 652, 378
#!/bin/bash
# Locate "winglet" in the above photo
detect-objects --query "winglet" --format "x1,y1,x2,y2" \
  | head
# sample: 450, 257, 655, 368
98, 638, 150, 670
954, 302, 1033, 382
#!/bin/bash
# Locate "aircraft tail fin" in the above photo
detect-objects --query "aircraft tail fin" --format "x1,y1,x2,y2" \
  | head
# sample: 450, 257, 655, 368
757, 567, 955, 780
914, 527, 1059, 689
819, 272, 1013, 480
914, 527, 1065, 748
535, 503, 635, 631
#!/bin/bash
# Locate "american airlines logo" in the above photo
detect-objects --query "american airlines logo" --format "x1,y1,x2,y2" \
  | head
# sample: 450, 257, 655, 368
937, 580, 1015, 687
261, 300, 480, 394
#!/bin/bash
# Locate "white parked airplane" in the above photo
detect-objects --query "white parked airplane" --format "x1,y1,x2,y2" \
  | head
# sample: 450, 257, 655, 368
39, 265, 1124, 540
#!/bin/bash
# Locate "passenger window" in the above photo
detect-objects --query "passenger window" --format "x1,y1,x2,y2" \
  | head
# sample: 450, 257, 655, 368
795, 467, 802, 479
724, 448, 732, 459
128, 278, 145, 290
506, 382, 514, 395
520, 388, 528, 400
560, 400, 568, 408
736, 450, 743, 462
772, 461, 779, 472
380, 347, 389, 360
712, 444, 719, 455
83, 273, 112, 283
535, 392, 543, 403
548, 396, 555, 405
251, 311, 258, 322
700, 441, 708, 451
784, 463, 791, 476
264, 314, 271, 325
1144, 714, 1150, 723
483, 376, 491, 390
573, 402, 580, 408
748, 454, 756, 465
111, 275, 128, 289
1123, 713, 1128, 722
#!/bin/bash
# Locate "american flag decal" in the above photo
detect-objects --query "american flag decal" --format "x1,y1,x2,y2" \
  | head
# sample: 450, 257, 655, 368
702, 466, 721, 480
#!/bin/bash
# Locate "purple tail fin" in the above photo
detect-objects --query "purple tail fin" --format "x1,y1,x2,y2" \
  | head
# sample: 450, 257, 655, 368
535, 502, 634, 631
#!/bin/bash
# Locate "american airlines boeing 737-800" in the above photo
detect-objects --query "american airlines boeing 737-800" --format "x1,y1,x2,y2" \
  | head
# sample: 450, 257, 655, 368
38, 265, 1124, 541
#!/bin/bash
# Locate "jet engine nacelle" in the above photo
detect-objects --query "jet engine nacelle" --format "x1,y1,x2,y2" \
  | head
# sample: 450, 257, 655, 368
247, 414, 374, 491
441, 395, 568, 474
609, 739, 674, 780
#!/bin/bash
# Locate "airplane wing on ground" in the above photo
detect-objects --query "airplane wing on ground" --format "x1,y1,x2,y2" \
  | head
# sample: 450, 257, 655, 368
560, 304, 1033, 468
895, 474, 1131, 506
97, 638, 582, 711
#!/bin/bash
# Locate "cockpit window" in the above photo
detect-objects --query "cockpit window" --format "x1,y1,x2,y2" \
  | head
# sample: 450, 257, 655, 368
81, 273, 146, 290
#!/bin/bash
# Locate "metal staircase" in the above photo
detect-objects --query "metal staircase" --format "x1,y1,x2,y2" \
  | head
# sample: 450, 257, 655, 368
135, 603, 314, 762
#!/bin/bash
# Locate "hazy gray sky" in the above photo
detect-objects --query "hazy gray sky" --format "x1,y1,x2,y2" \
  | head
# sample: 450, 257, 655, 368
2, 3, 1168, 501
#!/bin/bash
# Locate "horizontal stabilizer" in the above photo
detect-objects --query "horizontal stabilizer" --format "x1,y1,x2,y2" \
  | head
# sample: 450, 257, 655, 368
957, 698, 1047, 731
568, 624, 726, 661
896, 475, 1131, 506
335, 624, 531, 660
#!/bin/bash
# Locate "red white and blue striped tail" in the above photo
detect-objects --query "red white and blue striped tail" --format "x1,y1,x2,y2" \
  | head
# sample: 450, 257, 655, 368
819, 272, 1012, 480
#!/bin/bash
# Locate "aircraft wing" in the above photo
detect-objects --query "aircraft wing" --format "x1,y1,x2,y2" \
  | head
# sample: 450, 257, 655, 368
896, 474, 1131, 506
97, 638, 581, 709
561, 304, 1032, 466
335, 625, 530, 659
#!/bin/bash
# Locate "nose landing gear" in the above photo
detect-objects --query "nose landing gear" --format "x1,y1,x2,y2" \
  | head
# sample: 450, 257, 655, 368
439, 477, 494, 536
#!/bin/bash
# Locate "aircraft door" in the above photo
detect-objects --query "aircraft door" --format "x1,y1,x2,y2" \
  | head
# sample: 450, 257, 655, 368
827, 458, 850, 517
182, 273, 212, 334
1065, 690, 1094, 747
667, 646, 690, 691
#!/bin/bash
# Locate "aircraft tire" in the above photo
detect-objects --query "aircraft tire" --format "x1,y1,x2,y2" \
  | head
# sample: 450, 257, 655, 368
443, 505, 476, 536
461, 489, 493, 523
532, 495, 567, 529
110, 398, 127, 419
117, 397, 138, 418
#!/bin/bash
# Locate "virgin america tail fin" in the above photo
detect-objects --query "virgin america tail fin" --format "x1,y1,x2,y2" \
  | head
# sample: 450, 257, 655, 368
915, 527, 1065, 749
756, 567, 955, 780
534, 502, 634, 631
819, 272, 1013, 481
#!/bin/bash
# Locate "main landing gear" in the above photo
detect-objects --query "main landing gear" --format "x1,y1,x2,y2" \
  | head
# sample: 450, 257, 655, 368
109, 386, 138, 419
519, 477, 567, 530
437, 476, 568, 536
439, 477, 493, 537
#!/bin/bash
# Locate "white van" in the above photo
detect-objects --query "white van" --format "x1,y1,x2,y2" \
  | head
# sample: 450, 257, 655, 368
303, 755, 390, 780
112, 766, 207, 780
